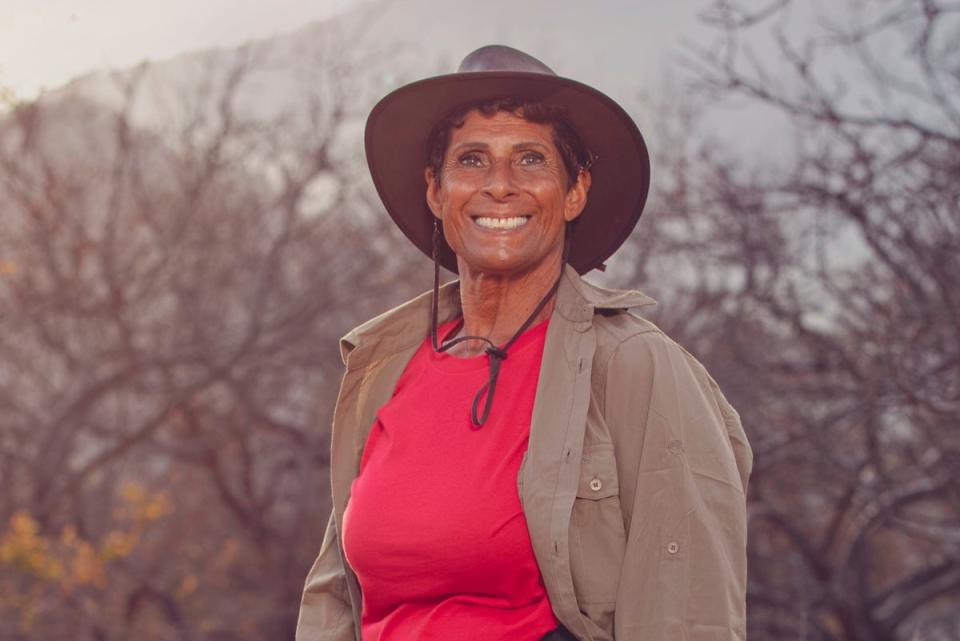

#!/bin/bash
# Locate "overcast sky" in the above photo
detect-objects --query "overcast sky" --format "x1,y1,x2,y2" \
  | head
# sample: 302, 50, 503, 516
2, 0, 816, 169
0, 0, 358, 99
0, 0, 713, 102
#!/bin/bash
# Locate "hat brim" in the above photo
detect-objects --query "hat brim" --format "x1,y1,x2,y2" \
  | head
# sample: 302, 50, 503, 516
364, 71, 650, 275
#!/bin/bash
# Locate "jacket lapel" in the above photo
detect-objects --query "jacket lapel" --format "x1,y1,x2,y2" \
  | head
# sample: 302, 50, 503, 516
328, 281, 463, 635
521, 265, 656, 638
521, 265, 598, 639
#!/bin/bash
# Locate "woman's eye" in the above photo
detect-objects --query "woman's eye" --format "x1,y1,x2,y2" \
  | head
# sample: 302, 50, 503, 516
519, 151, 545, 165
457, 152, 483, 167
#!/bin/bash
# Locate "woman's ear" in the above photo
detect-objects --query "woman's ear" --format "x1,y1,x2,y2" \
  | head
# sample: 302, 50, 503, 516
564, 169, 592, 222
425, 167, 442, 219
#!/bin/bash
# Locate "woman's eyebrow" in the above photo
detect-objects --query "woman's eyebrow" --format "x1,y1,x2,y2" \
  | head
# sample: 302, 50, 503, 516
450, 141, 551, 153
449, 141, 489, 152
512, 141, 550, 151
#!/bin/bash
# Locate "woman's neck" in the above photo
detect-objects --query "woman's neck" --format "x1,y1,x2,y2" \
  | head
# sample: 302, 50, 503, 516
448, 258, 562, 358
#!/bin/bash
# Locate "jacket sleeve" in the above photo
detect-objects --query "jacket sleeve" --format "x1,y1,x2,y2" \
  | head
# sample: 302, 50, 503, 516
605, 331, 752, 641
295, 510, 358, 641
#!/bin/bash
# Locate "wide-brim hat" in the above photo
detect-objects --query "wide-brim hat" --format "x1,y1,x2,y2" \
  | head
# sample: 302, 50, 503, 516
364, 45, 650, 275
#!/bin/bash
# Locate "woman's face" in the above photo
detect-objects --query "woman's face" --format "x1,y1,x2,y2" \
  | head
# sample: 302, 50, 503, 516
425, 110, 590, 277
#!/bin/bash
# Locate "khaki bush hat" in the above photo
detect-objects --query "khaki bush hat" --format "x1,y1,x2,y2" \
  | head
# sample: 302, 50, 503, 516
365, 44, 651, 274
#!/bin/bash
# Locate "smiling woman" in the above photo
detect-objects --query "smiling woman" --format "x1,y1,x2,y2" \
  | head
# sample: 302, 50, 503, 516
296, 45, 753, 641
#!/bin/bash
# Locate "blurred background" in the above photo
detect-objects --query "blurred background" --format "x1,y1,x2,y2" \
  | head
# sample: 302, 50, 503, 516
1, 0, 957, 639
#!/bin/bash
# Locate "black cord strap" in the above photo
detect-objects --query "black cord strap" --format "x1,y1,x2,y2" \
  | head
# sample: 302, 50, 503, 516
430, 220, 570, 427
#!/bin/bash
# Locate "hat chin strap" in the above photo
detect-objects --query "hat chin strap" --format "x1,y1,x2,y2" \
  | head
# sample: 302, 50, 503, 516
430, 220, 571, 427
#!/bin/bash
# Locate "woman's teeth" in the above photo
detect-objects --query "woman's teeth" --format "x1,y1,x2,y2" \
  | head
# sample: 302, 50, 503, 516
474, 216, 529, 230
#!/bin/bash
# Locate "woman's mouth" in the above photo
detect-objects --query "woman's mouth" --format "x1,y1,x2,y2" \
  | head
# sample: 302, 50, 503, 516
473, 216, 531, 230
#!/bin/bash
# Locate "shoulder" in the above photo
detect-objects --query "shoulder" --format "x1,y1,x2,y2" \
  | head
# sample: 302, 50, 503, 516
338, 282, 461, 366
591, 309, 737, 427
592, 309, 752, 493
592, 310, 703, 382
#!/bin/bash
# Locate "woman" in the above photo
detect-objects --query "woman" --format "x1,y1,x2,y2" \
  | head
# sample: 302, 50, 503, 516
297, 45, 752, 641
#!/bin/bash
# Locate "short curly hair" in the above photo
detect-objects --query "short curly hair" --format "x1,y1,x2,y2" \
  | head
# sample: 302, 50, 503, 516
425, 97, 595, 190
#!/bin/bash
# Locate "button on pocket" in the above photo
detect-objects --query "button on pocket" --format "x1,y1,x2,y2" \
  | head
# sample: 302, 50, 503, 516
576, 446, 620, 500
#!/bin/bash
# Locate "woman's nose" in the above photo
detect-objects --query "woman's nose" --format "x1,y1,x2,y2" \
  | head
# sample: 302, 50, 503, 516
482, 159, 518, 200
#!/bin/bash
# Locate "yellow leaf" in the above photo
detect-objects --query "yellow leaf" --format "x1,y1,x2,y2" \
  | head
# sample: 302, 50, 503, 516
177, 574, 198, 597
71, 542, 105, 587
101, 530, 138, 560
120, 481, 146, 504
9, 511, 39, 538
60, 525, 77, 546
144, 493, 173, 520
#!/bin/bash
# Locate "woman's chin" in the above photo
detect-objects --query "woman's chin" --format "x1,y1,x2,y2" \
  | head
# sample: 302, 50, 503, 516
457, 253, 560, 280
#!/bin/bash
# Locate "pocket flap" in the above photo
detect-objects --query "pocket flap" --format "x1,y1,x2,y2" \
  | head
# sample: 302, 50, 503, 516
576, 445, 620, 499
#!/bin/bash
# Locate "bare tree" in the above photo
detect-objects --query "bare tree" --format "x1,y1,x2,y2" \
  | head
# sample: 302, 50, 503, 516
617, 1, 959, 640
0, 26, 427, 641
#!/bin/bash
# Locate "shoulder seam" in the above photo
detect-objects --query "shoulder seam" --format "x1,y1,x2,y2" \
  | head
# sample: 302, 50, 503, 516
600, 328, 662, 419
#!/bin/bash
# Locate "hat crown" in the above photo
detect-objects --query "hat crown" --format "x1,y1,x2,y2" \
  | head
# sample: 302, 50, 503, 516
457, 45, 556, 75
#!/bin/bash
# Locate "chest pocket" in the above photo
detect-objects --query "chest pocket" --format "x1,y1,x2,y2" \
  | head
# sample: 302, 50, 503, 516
570, 443, 627, 611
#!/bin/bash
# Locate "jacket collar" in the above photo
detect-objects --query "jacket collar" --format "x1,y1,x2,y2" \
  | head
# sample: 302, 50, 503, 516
339, 264, 656, 367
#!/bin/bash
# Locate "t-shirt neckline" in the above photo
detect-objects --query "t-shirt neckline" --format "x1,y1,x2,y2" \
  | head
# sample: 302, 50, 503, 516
429, 316, 550, 373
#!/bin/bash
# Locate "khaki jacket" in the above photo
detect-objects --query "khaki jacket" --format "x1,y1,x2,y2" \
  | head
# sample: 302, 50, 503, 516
296, 265, 752, 641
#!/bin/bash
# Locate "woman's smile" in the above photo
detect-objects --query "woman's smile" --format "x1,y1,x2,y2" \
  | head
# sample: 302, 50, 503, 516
472, 215, 532, 230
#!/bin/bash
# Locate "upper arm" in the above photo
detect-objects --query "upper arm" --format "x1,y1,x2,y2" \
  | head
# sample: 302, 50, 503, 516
603, 329, 751, 640
604, 330, 751, 495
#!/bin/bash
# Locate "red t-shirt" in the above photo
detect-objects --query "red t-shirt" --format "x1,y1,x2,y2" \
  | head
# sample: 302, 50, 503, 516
342, 318, 558, 641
